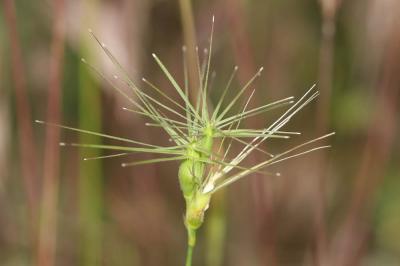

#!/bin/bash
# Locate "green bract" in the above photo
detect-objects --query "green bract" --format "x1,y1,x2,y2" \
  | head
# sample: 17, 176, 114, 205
36, 17, 334, 266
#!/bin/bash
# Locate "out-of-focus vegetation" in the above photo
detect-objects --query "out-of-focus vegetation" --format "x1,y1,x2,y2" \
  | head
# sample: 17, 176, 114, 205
0, 0, 399, 265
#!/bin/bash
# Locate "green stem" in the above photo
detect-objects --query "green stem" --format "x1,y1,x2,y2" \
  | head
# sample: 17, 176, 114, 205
185, 244, 194, 266
185, 227, 196, 266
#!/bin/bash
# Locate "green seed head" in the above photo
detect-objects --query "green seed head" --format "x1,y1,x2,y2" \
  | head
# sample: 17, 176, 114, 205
179, 158, 201, 198
200, 124, 214, 156
179, 127, 213, 199
38, 17, 335, 266
179, 124, 215, 229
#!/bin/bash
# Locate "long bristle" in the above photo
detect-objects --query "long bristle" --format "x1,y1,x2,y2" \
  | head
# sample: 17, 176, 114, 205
41, 20, 333, 196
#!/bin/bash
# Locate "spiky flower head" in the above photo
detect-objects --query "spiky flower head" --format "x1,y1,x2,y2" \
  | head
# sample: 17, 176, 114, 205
36, 16, 334, 264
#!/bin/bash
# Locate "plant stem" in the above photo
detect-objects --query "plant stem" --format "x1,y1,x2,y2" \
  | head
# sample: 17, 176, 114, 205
205, 191, 226, 266
185, 227, 196, 266
3, 0, 39, 219
79, 1, 103, 264
185, 244, 194, 266
178, 0, 199, 103
37, 0, 65, 265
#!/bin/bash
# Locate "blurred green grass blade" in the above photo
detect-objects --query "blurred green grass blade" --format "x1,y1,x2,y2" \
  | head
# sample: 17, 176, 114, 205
79, 45, 103, 266
205, 191, 226, 266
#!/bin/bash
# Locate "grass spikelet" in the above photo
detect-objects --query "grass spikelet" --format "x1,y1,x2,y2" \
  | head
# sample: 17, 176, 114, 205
36, 17, 334, 266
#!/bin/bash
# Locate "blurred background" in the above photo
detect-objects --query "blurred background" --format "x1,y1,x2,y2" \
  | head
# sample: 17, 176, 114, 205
1, 0, 399, 265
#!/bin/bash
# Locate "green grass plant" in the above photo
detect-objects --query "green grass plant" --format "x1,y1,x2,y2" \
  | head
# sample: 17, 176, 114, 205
36, 16, 334, 266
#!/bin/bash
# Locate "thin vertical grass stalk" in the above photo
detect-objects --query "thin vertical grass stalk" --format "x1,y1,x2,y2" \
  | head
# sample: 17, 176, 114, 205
205, 191, 226, 266
179, 0, 200, 104
223, 2, 278, 263
332, 21, 400, 266
317, 0, 339, 132
36, 0, 65, 265
313, 1, 342, 263
2, 0, 39, 221
78, 0, 103, 265
37, 16, 334, 266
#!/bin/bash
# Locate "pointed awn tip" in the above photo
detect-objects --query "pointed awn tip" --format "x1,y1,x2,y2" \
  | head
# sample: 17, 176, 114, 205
35, 120, 44, 124
325, 132, 336, 137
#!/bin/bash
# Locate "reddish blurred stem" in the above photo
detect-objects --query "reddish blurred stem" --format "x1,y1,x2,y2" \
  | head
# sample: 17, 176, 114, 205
2, 0, 38, 216
313, 0, 340, 264
333, 26, 400, 266
36, 0, 65, 265
317, 0, 339, 133
179, 0, 200, 103
223, 0, 277, 265
223, 0, 256, 79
